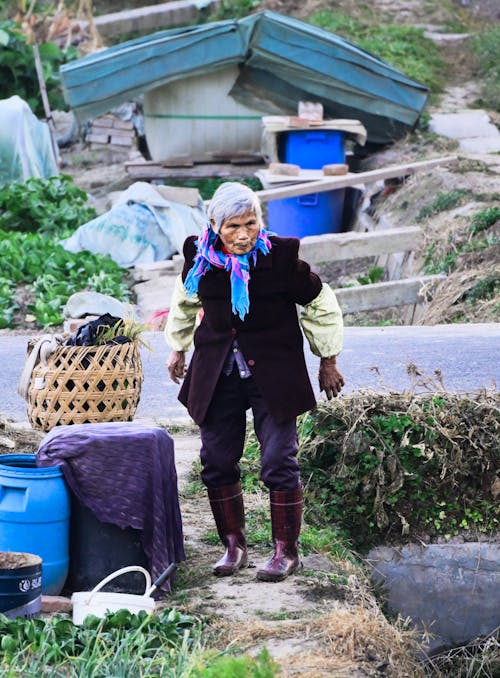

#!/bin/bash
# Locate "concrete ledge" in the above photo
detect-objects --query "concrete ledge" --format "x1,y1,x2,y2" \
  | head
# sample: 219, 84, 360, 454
334, 275, 446, 314
93, 0, 220, 38
300, 227, 422, 264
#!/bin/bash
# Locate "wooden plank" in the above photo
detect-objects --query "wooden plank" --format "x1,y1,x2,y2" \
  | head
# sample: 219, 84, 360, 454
299, 227, 422, 263
257, 156, 458, 202
87, 132, 110, 144
125, 162, 264, 180
109, 127, 136, 139
92, 116, 115, 128
112, 118, 134, 130
333, 275, 446, 314
110, 134, 134, 146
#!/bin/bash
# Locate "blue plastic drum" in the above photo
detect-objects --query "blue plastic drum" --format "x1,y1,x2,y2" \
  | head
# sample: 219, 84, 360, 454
0, 454, 70, 595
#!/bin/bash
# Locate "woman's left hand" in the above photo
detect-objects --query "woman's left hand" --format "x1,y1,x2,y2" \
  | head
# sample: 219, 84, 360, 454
318, 356, 345, 400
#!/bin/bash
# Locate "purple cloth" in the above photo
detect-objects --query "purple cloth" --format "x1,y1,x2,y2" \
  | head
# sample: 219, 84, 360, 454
36, 422, 185, 592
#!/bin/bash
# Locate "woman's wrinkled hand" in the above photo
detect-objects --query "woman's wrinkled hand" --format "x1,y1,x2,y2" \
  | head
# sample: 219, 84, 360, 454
318, 356, 345, 400
167, 350, 186, 384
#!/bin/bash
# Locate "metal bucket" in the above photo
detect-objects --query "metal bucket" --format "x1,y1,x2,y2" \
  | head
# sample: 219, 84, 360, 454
0, 552, 42, 619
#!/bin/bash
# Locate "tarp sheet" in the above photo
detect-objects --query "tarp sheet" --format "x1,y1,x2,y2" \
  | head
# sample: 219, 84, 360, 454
60, 11, 428, 145
0, 95, 58, 185
61, 182, 206, 267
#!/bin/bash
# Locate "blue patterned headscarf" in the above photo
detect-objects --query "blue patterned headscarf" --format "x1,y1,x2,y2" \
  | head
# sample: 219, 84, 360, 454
184, 224, 273, 320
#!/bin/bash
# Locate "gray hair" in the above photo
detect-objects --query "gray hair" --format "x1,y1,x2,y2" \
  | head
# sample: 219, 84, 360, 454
207, 182, 263, 233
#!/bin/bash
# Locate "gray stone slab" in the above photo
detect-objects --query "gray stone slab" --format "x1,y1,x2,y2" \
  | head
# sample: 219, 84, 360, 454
459, 136, 500, 153
367, 543, 500, 655
429, 111, 500, 139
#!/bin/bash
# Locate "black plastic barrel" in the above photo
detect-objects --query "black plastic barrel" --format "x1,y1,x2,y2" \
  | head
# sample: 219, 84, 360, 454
0, 552, 42, 619
66, 496, 148, 594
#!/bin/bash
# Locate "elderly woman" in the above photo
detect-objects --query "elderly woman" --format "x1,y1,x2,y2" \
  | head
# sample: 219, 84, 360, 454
165, 182, 344, 582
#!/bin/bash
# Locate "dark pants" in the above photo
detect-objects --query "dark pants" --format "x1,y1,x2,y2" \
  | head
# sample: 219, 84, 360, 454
200, 368, 300, 491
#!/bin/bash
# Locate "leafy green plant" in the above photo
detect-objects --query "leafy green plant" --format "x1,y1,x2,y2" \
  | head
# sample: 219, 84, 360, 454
0, 20, 77, 116
356, 266, 385, 286
0, 608, 201, 676
0, 175, 96, 235
1, 229, 129, 327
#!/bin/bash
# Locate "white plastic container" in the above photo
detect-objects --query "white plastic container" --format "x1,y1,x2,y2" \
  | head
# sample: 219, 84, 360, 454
71, 566, 155, 626
143, 65, 276, 162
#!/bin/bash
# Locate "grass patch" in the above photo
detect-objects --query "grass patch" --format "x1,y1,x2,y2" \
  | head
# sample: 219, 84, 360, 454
308, 11, 443, 92
469, 206, 500, 235
416, 189, 471, 221
471, 26, 500, 111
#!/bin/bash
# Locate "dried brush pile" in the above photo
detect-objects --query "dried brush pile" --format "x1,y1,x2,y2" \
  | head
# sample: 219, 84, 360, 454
299, 383, 499, 549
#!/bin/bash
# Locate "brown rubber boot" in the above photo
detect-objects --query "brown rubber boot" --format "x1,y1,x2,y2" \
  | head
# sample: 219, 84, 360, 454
207, 482, 248, 577
257, 486, 302, 582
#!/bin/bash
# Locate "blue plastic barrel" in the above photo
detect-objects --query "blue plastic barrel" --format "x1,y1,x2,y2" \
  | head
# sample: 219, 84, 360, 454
0, 455, 70, 595
268, 129, 347, 238
283, 129, 345, 168
267, 189, 346, 239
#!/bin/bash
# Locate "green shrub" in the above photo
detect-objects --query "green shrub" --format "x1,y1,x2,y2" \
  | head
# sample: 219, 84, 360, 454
298, 393, 499, 549
0, 20, 76, 116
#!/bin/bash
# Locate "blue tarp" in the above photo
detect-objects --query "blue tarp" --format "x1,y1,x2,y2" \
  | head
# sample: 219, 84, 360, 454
60, 11, 428, 144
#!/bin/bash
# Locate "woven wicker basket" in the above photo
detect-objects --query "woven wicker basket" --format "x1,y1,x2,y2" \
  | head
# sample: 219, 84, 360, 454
26, 340, 143, 432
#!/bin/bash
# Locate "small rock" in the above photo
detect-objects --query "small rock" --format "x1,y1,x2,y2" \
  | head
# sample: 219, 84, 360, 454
41, 595, 73, 613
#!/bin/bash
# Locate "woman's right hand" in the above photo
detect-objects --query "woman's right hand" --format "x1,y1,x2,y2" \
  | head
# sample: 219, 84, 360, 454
167, 350, 186, 383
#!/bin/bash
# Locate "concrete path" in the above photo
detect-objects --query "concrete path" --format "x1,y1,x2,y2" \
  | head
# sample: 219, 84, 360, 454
1, 323, 498, 426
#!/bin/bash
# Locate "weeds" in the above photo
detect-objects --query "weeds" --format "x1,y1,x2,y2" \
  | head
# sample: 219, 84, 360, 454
297, 391, 499, 549
309, 11, 443, 91
471, 26, 500, 111
416, 189, 470, 221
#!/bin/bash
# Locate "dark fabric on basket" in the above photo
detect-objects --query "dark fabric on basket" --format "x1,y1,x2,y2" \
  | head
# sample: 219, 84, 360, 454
64, 314, 125, 346
36, 422, 185, 592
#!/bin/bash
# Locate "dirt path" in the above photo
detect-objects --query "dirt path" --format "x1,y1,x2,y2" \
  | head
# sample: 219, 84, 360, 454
163, 431, 421, 677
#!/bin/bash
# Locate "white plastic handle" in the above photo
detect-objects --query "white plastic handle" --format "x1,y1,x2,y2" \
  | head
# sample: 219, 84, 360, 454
85, 566, 152, 603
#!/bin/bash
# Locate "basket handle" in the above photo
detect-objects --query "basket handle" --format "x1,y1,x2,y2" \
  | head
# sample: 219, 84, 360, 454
85, 566, 152, 603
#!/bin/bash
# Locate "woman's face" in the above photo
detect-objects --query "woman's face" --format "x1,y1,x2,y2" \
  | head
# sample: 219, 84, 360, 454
215, 210, 260, 255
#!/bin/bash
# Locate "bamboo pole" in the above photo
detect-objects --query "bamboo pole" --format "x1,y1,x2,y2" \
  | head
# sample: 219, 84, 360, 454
32, 43, 60, 166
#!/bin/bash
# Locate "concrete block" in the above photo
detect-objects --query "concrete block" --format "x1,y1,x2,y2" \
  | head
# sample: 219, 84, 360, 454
334, 275, 445, 314
429, 111, 500, 140
300, 227, 422, 264
41, 595, 73, 613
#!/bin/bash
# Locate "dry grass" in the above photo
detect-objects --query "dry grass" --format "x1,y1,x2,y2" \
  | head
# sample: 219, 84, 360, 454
215, 603, 423, 677
424, 628, 500, 678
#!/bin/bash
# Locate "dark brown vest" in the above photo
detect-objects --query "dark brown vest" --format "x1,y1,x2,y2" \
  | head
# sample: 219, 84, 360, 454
178, 235, 322, 424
